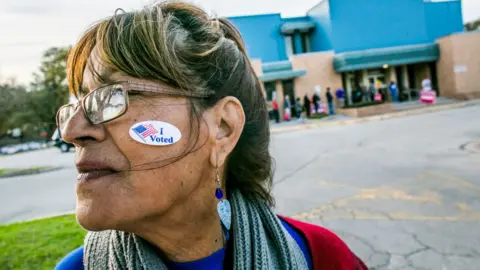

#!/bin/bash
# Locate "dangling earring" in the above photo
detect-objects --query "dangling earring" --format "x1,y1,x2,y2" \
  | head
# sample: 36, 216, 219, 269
215, 167, 231, 241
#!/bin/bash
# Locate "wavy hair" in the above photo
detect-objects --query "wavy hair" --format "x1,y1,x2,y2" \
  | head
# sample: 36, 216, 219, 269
66, 1, 274, 205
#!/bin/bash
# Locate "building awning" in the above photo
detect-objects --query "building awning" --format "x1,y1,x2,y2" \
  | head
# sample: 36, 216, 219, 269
281, 21, 316, 35
333, 43, 440, 72
258, 60, 306, 82
262, 61, 292, 73
258, 70, 307, 82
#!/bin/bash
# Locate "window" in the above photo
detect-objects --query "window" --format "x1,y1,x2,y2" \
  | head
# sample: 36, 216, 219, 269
285, 31, 312, 56
291, 35, 297, 55
284, 35, 294, 57
300, 33, 311, 53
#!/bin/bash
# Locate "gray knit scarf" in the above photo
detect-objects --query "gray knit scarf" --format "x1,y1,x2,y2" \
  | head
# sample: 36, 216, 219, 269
84, 189, 309, 269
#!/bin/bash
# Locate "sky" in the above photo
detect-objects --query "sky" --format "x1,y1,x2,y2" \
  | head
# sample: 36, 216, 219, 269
0, 0, 479, 84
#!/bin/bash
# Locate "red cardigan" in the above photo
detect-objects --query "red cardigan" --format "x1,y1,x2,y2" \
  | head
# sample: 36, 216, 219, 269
280, 217, 368, 270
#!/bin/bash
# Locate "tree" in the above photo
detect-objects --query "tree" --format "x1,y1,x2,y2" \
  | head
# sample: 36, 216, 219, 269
465, 18, 480, 31
0, 47, 70, 141
0, 81, 29, 135
29, 47, 71, 135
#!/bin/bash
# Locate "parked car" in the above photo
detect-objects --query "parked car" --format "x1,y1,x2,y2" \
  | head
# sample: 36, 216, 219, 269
51, 130, 74, 153
0, 144, 22, 155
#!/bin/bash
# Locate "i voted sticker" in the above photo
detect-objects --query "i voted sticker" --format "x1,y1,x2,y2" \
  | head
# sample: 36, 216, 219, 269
129, 121, 181, 146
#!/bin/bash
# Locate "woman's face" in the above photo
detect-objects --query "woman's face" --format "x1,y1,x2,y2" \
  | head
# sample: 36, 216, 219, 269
62, 54, 216, 231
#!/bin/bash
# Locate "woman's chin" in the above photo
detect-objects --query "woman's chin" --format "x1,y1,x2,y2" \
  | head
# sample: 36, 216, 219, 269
75, 203, 115, 231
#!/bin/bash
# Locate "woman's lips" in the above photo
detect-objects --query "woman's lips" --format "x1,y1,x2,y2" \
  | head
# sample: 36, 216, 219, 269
76, 159, 120, 182
77, 170, 118, 182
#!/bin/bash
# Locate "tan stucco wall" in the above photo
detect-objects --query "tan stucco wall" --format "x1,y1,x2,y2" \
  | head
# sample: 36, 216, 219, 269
337, 103, 394, 117
275, 80, 284, 115
437, 38, 456, 97
451, 32, 480, 95
437, 32, 480, 99
250, 58, 266, 98
290, 52, 343, 102
250, 59, 263, 76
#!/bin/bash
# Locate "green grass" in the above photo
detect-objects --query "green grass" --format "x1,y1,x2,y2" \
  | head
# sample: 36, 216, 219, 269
0, 214, 86, 270
0, 166, 54, 177
308, 113, 329, 119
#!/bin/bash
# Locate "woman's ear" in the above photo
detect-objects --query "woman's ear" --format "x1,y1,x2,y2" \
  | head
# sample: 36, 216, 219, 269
207, 96, 245, 168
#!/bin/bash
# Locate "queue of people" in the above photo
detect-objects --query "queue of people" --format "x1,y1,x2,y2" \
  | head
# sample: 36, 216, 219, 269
270, 76, 435, 124
355, 78, 434, 104
271, 87, 339, 123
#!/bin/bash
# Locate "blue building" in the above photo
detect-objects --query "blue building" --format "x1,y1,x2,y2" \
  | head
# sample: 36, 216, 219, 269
227, 0, 465, 111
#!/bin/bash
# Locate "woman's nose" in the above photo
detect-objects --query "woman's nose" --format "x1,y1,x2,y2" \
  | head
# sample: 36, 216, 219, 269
61, 106, 106, 147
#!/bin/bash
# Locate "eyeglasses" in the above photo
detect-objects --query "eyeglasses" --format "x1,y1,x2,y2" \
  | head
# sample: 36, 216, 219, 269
56, 81, 210, 138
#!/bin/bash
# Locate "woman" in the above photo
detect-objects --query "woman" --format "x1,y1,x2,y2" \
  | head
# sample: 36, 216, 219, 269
295, 97, 303, 121
303, 94, 311, 118
283, 95, 291, 121
312, 91, 321, 114
420, 77, 436, 104
55, 2, 367, 269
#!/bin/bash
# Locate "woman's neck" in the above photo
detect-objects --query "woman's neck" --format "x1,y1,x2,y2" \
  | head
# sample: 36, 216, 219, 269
130, 188, 225, 262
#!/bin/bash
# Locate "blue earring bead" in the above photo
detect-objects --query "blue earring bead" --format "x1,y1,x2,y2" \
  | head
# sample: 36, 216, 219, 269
215, 187, 224, 199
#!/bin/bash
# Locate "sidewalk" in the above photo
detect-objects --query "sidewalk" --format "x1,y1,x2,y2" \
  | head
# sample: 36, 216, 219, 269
271, 98, 480, 134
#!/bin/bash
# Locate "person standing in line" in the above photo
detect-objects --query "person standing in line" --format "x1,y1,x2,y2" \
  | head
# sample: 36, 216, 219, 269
422, 77, 432, 90
367, 83, 376, 102
420, 77, 436, 104
312, 91, 321, 114
303, 94, 311, 118
388, 81, 399, 102
272, 99, 280, 123
283, 95, 291, 121
295, 97, 304, 122
335, 88, 344, 108
326, 87, 335, 115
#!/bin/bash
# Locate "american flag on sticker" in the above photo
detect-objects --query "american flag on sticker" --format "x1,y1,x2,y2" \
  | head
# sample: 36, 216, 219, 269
132, 124, 158, 141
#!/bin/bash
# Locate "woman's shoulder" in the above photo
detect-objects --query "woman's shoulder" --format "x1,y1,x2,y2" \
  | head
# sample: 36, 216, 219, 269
55, 219, 367, 270
279, 216, 368, 270
55, 246, 84, 270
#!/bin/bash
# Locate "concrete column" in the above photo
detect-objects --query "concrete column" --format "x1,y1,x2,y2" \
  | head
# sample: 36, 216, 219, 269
362, 69, 369, 88
344, 73, 353, 105
275, 80, 284, 122
402, 65, 410, 89
347, 86, 353, 106
401, 65, 411, 100
388, 66, 397, 83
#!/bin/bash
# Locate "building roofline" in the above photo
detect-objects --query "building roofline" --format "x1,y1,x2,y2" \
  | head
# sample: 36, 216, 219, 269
226, 12, 281, 20
306, 0, 328, 14
283, 16, 311, 21
436, 30, 479, 41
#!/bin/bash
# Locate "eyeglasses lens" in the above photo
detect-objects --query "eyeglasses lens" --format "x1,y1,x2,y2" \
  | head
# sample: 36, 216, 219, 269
57, 84, 127, 135
83, 84, 127, 124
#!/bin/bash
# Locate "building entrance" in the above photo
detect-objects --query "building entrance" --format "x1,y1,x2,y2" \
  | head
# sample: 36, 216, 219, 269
282, 79, 297, 118
367, 69, 387, 89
